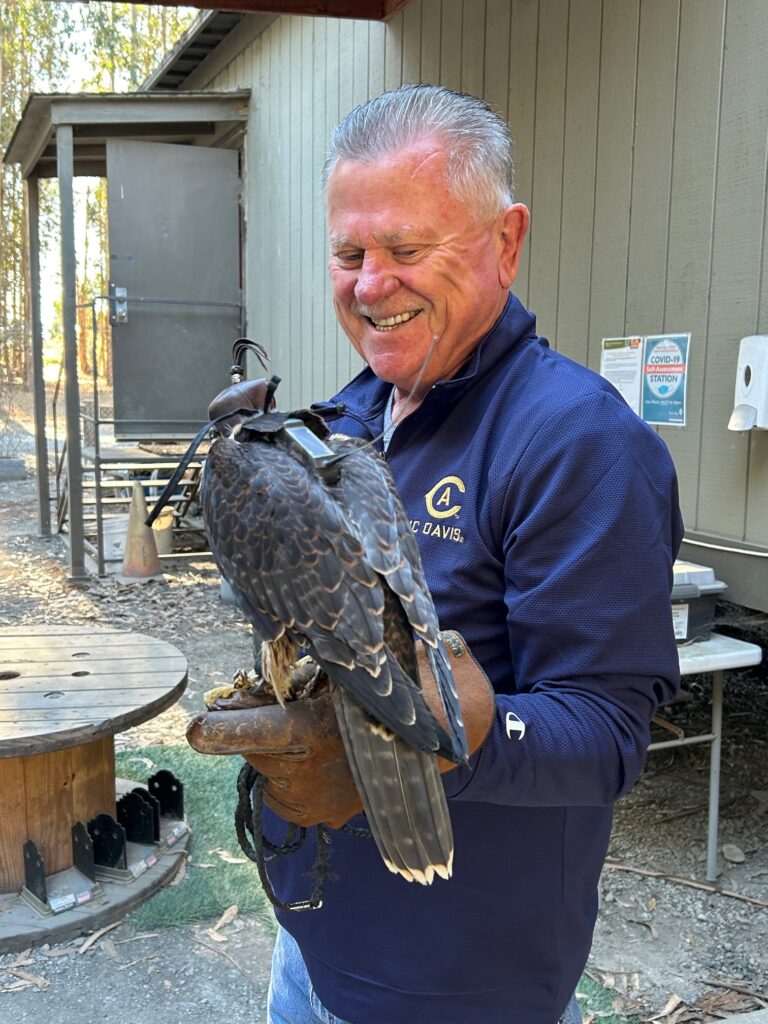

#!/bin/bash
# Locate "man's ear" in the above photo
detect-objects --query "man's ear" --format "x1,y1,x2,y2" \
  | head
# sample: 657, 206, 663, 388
497, 204, 530, 289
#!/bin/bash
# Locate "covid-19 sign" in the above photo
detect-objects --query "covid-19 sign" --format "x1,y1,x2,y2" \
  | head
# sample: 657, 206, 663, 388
641, 334, 690, 426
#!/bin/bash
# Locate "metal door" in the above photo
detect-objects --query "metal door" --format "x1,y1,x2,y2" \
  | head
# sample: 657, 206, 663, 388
106, 139, 241, 440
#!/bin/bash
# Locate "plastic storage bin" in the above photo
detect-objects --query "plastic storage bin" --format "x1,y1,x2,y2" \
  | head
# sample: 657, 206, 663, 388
671, 560, 727, 643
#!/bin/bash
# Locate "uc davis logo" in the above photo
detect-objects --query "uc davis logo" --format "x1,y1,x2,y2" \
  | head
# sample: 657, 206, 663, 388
425, 476, 465, 519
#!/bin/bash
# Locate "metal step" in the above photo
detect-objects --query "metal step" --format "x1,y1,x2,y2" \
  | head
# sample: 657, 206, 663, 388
79, 478, 192, 489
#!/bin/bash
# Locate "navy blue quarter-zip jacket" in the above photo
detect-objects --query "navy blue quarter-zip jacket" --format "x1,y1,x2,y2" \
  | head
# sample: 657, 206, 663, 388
264, 293, 684, 1024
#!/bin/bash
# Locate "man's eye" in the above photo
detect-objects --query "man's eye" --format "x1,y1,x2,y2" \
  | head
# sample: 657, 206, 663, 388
394, 248, 423, 260
335, 251, 363, 265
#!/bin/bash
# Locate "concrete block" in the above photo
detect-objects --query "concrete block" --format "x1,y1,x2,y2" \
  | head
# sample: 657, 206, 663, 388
0, 457, 26, 481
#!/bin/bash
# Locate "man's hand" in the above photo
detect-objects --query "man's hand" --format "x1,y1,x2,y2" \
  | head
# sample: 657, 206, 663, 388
186, 633, 495, 829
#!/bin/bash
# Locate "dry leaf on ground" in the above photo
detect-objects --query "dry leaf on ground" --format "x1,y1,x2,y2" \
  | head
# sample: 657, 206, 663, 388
212, 904, 238, 932
213, 849, 247, 865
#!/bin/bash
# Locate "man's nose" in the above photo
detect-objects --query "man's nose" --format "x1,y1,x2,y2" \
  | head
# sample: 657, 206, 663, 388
353, 253, 399, 306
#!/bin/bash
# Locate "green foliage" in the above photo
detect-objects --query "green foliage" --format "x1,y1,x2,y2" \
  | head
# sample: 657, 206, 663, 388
116, 744, 277, 931
0, 1, 76, 380
1, 2, 198, 384
77, 3, 197, 91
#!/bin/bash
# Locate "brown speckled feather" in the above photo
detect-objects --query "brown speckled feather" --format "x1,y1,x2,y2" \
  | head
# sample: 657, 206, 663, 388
201, 411, 468, 881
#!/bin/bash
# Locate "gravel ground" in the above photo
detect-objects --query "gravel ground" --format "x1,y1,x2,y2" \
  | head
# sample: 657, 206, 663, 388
1, 398, 767, 1023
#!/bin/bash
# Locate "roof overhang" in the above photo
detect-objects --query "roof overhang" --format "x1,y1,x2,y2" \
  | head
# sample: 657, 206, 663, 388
143, 11, 274, 90
143, 2, 411, 91
3, 90, 250, 179
117, 1, 410, 17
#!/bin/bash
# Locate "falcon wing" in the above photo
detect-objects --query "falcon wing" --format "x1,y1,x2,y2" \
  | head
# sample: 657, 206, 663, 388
201, 434, 454, 756
329, 436, 468, 763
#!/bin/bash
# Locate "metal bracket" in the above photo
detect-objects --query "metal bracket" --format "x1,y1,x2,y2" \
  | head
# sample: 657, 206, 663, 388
117, 791, 157, 846
109, 280, 128, 324
148, 769, 185, 820
88, 812, 128, 870
23, 839, 47, 905
72, 820, 96, 881
132, 786, 162, 842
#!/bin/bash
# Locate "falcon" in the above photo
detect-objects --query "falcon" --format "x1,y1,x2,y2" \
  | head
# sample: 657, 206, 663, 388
200, 400, 469, 884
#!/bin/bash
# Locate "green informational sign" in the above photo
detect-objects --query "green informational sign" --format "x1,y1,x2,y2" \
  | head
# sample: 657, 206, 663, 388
641, 334, 690, 426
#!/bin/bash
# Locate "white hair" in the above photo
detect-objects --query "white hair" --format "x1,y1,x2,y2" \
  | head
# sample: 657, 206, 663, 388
324, 84, 515, 221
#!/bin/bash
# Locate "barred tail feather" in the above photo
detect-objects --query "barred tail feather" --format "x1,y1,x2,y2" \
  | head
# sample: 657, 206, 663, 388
332, 688, 453, 884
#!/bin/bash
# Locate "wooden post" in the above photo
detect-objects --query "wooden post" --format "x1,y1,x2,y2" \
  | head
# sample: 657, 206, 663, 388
25, 175, 51, 537
57, 125, 88, 582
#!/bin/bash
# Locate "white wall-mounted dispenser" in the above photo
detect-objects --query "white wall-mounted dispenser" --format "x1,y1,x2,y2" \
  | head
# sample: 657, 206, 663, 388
727, 335, 768, 431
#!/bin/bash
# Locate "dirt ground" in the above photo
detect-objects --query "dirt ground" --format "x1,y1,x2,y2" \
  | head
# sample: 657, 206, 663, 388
0, 399, 767, 1023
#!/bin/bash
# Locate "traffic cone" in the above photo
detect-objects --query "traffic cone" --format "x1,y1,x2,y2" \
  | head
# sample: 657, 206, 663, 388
118, 481, 163, 582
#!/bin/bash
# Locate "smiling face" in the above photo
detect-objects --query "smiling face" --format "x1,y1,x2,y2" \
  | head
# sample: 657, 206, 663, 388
326, 137, 529, 403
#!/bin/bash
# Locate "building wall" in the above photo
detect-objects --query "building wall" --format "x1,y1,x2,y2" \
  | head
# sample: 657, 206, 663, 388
208, 0, 768, 608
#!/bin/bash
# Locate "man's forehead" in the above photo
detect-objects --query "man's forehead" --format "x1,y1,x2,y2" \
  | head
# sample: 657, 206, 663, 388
329, 227, 428, 249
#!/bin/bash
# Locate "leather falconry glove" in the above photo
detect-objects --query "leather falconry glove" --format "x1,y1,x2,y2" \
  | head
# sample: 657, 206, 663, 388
186, 631, 495, 829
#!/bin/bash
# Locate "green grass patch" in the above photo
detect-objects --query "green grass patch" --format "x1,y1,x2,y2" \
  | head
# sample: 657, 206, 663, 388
576, 974, 643, 1023
116, 744, 276, 931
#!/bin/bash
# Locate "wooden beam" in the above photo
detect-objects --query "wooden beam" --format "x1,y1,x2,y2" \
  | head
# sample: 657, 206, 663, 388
25, 176, 51, 538
51, 95, 249, 128
111, 0, 413, 19
382, 0, 412, 15
56, 126, 88, 582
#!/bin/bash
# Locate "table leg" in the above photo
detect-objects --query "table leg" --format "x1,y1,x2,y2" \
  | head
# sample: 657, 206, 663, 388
706, 670, 724, 882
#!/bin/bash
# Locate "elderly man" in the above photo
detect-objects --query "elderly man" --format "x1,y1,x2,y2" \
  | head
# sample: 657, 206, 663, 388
200, 85, 683, 1024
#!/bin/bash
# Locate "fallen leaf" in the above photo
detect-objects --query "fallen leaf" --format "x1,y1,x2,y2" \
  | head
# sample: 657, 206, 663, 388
213, 849, 247, 865
649, 993, 683, 1020
8, 969, 49, 990
123, 755, 155, 771
212, 904, 238, 932
101, 938, 120, 961
78, 921, 123, 955
722, 843, 746, 863
1, 980, 32, 992
205, 929, 228, 943
694, 990, 750, 1013
627, 917, 658, 939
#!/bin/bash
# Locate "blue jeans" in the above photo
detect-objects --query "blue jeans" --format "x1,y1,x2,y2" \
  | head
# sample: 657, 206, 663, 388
268, 926, 583, 1024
